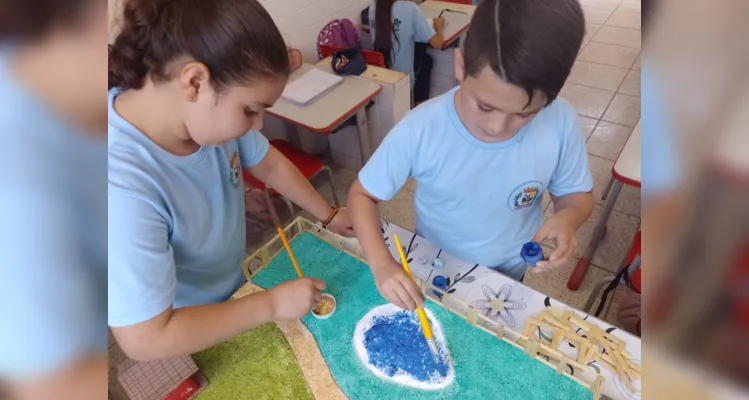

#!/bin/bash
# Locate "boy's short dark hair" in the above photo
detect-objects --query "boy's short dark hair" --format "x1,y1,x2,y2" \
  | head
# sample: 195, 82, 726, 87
463, 0, 585, 106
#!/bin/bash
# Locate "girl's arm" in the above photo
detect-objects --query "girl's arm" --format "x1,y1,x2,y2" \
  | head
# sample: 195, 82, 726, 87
249, 147, 332, 221
249, 146, 354, 237
112, 278, 325, 361
428, 17, 445, 49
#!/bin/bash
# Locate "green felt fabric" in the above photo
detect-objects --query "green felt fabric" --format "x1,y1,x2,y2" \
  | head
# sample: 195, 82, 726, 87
193, 323, 313, 400
252, 233, 593, 400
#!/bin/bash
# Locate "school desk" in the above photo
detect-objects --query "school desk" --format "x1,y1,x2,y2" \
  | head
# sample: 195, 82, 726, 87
419, 0, 475, 49
569, 119, 642, 291
266, 62, 382, 163
222, 218, 642, 400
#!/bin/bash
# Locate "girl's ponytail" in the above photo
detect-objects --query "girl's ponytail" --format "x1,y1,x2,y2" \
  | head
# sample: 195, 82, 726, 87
108, 0, 290, 92
108, 0, 159, 90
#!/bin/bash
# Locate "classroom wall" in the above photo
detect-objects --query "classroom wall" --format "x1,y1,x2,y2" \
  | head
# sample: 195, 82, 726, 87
260, 0, 374, 61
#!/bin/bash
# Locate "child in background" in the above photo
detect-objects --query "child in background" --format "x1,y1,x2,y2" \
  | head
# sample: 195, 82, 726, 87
370, 0, 445, 99
108, 0, 353, 361
349, 0, 594, 310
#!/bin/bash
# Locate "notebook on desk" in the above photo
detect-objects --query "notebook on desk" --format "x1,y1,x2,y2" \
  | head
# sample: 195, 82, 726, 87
281, 68, 344, 106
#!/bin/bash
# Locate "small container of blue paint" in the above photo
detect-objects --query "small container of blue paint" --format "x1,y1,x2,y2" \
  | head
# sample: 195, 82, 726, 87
432, 275, 448, 297
520, 242, 544, 267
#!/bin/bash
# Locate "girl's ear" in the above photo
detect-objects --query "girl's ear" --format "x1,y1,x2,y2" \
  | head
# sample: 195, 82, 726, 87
179, 61, 211, 101
453, 48, 465, 83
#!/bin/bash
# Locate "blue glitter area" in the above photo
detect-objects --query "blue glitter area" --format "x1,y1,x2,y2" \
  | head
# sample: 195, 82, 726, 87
364, 311, 448, 381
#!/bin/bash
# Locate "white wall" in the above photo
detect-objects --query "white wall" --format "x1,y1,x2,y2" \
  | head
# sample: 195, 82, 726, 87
260, 0, 374, 61
108, 0, 374, 55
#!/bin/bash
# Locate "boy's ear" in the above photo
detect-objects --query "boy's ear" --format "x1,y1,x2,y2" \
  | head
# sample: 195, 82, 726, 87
454, 48, 465, 84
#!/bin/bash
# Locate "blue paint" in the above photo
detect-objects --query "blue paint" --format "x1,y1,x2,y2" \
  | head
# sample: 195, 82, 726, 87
432, 275, 447, 297
363, 311, 448, 382
520, 242, 544, 267
431, 258, 445, 270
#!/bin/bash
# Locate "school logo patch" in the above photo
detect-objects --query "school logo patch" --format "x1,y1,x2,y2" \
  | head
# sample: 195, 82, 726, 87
508, 181, 542, 211
229, 150, 241, 188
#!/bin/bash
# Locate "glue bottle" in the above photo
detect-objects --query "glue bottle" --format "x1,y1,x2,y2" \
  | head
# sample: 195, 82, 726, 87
520, 241, 544, 267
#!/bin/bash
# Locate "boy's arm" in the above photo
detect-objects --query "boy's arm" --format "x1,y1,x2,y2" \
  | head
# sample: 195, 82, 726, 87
348, 180, 424, 310
533, 102, 595, 271
532, 192, 593, 271
349, 115, 424, 310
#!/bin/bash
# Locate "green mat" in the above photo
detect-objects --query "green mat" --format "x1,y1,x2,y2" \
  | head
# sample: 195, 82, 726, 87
193, 323, 313, 400
252, 233, 593, 400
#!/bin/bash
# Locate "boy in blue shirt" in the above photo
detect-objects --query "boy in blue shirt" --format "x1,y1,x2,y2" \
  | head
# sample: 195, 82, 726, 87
349, 0, 594, 310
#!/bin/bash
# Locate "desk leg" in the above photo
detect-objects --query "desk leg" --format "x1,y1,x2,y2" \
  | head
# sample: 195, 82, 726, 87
284, 122, 303, 150
356, 108, 373, 164
568, 180, 624, 290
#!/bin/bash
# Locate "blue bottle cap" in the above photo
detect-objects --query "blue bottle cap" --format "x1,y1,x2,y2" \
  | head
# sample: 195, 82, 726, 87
432, 275, 448, 297
520, 242, 544, 267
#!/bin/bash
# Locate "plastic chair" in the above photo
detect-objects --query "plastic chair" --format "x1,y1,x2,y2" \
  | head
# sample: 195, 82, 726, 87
242, 140, 339, 222
583, 230, 641, 314
318, 44, 386, 68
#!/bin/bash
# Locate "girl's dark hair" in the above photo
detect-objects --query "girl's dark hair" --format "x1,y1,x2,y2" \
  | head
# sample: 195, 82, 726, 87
0, 0, 91, 40
108, 0, 290, 91
463, 0, 585, 107
373, 0, 398, 68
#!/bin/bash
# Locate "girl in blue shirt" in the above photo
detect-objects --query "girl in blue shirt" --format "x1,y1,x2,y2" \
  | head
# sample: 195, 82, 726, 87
108, 0, 353, 361
370, 0, 445, 93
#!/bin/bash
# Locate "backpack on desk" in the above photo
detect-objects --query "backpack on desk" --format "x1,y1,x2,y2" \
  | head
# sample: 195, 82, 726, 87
317, 19, 361, 60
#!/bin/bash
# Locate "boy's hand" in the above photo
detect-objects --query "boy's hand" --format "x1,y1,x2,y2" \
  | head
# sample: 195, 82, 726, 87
433, 16, 446, 31
327, 208, 355, 237
267, 278, 326, 320
372, 260, 425, 310
531, 214, 578, 273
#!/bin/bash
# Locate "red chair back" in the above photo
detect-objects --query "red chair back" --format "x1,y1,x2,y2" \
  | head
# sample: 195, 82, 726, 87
318, 44, 386, 68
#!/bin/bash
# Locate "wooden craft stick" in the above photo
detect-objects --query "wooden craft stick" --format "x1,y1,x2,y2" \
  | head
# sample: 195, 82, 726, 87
523, 340, 540, 358
466, 309, 478, 326
523, 321, 535, 338
556, 360, 568, 374
540, 310, 572, 331
496, 324, 505, 340
591, 376, 604, 400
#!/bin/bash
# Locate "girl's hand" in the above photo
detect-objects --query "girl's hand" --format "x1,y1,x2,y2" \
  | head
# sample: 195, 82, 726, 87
434, 16, 446, 31
531, 214, 578, 273
326, 208, 355, 237
267, 278, 326, 320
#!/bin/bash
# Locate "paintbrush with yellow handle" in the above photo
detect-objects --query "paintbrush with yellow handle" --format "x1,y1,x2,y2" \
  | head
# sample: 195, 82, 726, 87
262, 189, 304, 278
393, 234, 440, 365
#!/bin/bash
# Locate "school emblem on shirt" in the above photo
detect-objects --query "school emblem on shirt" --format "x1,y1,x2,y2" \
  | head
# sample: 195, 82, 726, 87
229, 150, 241, 188
508, 181, 542, 211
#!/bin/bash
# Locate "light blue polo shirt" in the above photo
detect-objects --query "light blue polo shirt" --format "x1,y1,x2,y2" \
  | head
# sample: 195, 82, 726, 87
641, 66, 680, 197
108, 88, 269, 327
0, 50, 107, 379
359, 87, 593, 280
369, 0, 436, 86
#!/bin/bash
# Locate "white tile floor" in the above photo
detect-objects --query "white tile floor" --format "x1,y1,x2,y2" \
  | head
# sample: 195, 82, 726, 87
108, 1, 641, 397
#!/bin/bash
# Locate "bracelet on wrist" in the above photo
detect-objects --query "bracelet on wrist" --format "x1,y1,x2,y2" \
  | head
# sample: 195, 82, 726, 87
322, 207, 339, 229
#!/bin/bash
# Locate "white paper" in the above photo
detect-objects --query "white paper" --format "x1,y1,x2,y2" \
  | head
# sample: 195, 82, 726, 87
281, 68, 343, 106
